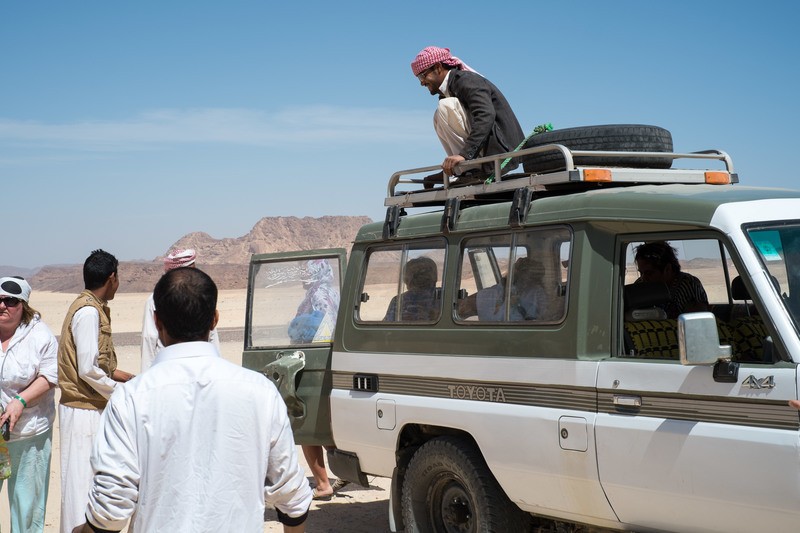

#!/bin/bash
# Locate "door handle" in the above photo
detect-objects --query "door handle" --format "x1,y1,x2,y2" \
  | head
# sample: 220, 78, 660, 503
613, 395, 642, 408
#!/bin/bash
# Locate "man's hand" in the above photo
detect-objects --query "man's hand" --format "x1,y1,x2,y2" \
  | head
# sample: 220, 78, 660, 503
112, 369, 136, 383
442, 154, 465, 176
789, 400, 800, 410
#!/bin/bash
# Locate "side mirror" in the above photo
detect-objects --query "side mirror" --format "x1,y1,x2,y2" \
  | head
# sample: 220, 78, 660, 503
678, 312, 732, 365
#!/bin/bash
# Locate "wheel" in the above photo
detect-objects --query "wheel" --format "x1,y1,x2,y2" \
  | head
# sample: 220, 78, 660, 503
401, 436, 528, 533
521, 124, 673, 173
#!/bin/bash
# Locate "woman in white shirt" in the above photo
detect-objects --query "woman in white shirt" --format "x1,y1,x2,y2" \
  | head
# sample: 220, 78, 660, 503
0, 276, 58, 533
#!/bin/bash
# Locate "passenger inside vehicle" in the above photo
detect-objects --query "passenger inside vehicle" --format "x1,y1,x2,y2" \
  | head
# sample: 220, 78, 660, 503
384, 256, 439, 321
634, 241, 709, 318
472, 257, 547, 321
509, 257, 547, 320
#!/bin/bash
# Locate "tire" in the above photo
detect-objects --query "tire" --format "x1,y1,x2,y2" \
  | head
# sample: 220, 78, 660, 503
401, 437, 528, 533
521, 124, 673, 174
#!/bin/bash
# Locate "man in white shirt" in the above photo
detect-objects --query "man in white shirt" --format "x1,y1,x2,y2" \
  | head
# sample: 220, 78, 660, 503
140, 248, 219, 372
74, 267, 312, 532
57, 249, 135, 533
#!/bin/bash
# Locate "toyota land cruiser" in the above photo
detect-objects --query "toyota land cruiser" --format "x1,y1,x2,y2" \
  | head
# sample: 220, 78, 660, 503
243, 125, 800, 532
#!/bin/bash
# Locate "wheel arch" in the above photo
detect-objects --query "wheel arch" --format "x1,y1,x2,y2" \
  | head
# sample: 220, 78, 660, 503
389, 423, 484, 529
395, 422, 481, 472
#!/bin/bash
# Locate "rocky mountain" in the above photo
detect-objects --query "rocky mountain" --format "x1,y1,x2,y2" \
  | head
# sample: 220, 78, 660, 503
30, 215, 372, 293
0, 265, 39, 279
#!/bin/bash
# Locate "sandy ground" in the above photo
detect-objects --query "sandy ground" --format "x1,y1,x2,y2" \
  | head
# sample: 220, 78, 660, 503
0, 290, 392, 533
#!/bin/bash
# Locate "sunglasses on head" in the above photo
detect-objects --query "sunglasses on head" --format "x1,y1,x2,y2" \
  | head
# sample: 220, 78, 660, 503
0, 297, 20, 308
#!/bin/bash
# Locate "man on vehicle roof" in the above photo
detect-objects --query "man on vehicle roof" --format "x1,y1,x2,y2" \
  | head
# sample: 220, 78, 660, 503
411, 46, 524, 186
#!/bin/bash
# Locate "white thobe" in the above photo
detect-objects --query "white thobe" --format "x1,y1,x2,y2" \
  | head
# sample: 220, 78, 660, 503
85, 341, 312, 532
60, 305, 119, 533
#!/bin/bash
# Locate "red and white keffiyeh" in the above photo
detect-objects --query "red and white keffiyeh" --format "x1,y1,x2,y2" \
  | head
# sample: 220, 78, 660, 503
411, 46, 476, 76
164, 248, 197, 271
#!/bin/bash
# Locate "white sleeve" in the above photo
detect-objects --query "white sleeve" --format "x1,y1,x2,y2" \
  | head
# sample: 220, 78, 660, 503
140, 295, 159, 373
264, 387, 313, 517
85, 388, 139, 531
34, 322, 59, 385
72, 307, 116, 399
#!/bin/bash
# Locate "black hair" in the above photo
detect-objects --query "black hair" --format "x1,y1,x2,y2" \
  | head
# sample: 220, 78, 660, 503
634, 241, 681, 273
153, 267, 217, 343
83, 249, 119, 290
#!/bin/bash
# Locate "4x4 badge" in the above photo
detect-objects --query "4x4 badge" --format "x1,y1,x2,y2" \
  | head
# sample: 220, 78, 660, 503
741, 375, 775, 389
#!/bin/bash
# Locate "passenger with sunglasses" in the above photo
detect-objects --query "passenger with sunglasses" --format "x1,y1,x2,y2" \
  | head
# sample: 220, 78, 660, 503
634, 241, 709, 319
0, 276, 58, 533
411, 46, 524, 187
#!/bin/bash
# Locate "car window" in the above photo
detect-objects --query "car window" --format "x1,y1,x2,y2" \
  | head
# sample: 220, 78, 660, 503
358, 240, 446, 323
248, 257, 342, 348
620, 237, 776, 364
745, 223, 800, 327
456, 228, 571, 323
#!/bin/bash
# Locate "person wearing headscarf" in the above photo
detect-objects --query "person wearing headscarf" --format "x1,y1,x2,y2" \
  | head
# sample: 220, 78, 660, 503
411, 46, 525, 186
0, 277, 58, 533
288, 259, 339, 344
140, 248, 220, 372
287, 259, 348, 500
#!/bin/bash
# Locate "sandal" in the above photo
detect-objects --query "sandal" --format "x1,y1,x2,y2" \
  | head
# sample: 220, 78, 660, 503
312, 487, 333, 501
331, 478, 350, 492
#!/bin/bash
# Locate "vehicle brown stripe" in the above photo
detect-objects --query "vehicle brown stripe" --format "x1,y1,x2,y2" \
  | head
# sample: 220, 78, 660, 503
332, 373, 799, 430
598, 390, 799, 430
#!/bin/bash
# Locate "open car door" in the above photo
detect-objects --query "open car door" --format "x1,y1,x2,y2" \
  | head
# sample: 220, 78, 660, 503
242, 248, 347, 446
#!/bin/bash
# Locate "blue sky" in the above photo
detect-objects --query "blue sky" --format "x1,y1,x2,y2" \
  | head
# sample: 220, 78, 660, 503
1, 1, 798, 268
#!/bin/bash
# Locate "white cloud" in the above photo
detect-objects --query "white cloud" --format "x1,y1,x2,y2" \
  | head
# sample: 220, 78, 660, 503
0, 106, 431, 151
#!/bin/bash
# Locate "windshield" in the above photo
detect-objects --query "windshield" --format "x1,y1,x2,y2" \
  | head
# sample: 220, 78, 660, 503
746, 222, 800, 327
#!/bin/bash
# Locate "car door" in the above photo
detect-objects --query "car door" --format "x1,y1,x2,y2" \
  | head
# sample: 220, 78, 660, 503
242, 248, 346, 446
595, 236, 800, 532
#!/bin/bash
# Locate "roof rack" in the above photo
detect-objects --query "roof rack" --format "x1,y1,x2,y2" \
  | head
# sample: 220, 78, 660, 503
385, 145, 737, 209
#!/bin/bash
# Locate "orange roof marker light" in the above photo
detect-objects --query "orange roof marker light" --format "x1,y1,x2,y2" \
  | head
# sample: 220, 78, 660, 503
705, 171, 731, 185
584, 169, 612, 182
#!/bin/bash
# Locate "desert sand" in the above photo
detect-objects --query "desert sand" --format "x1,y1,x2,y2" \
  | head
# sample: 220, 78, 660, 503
0, 290, 391, 533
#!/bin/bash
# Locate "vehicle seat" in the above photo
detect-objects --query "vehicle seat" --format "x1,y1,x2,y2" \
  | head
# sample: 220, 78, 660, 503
729, 275, 770, 362
623, 282, 678, 358
623, 281, 669, 321
729, 275, 756, 321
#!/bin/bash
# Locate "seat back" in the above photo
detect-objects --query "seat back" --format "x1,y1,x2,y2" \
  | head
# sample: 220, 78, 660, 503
728, 275, 771, 361
623, 282, 670, 321
624, 319, 679, 359
730, 316, 769, 362
623, 282, 676, 358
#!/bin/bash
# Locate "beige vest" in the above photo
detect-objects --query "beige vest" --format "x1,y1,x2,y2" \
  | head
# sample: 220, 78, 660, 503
58, 290, 118, 410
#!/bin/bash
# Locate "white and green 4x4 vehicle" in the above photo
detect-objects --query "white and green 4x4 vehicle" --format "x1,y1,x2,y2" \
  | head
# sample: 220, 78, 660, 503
244, 125, 800, 532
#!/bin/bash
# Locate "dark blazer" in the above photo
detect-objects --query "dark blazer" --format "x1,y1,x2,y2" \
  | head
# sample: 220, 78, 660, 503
444, 69, 524, 162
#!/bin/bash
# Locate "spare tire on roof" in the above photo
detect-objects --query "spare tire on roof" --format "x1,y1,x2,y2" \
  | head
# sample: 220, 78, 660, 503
520, 124, 673, 174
